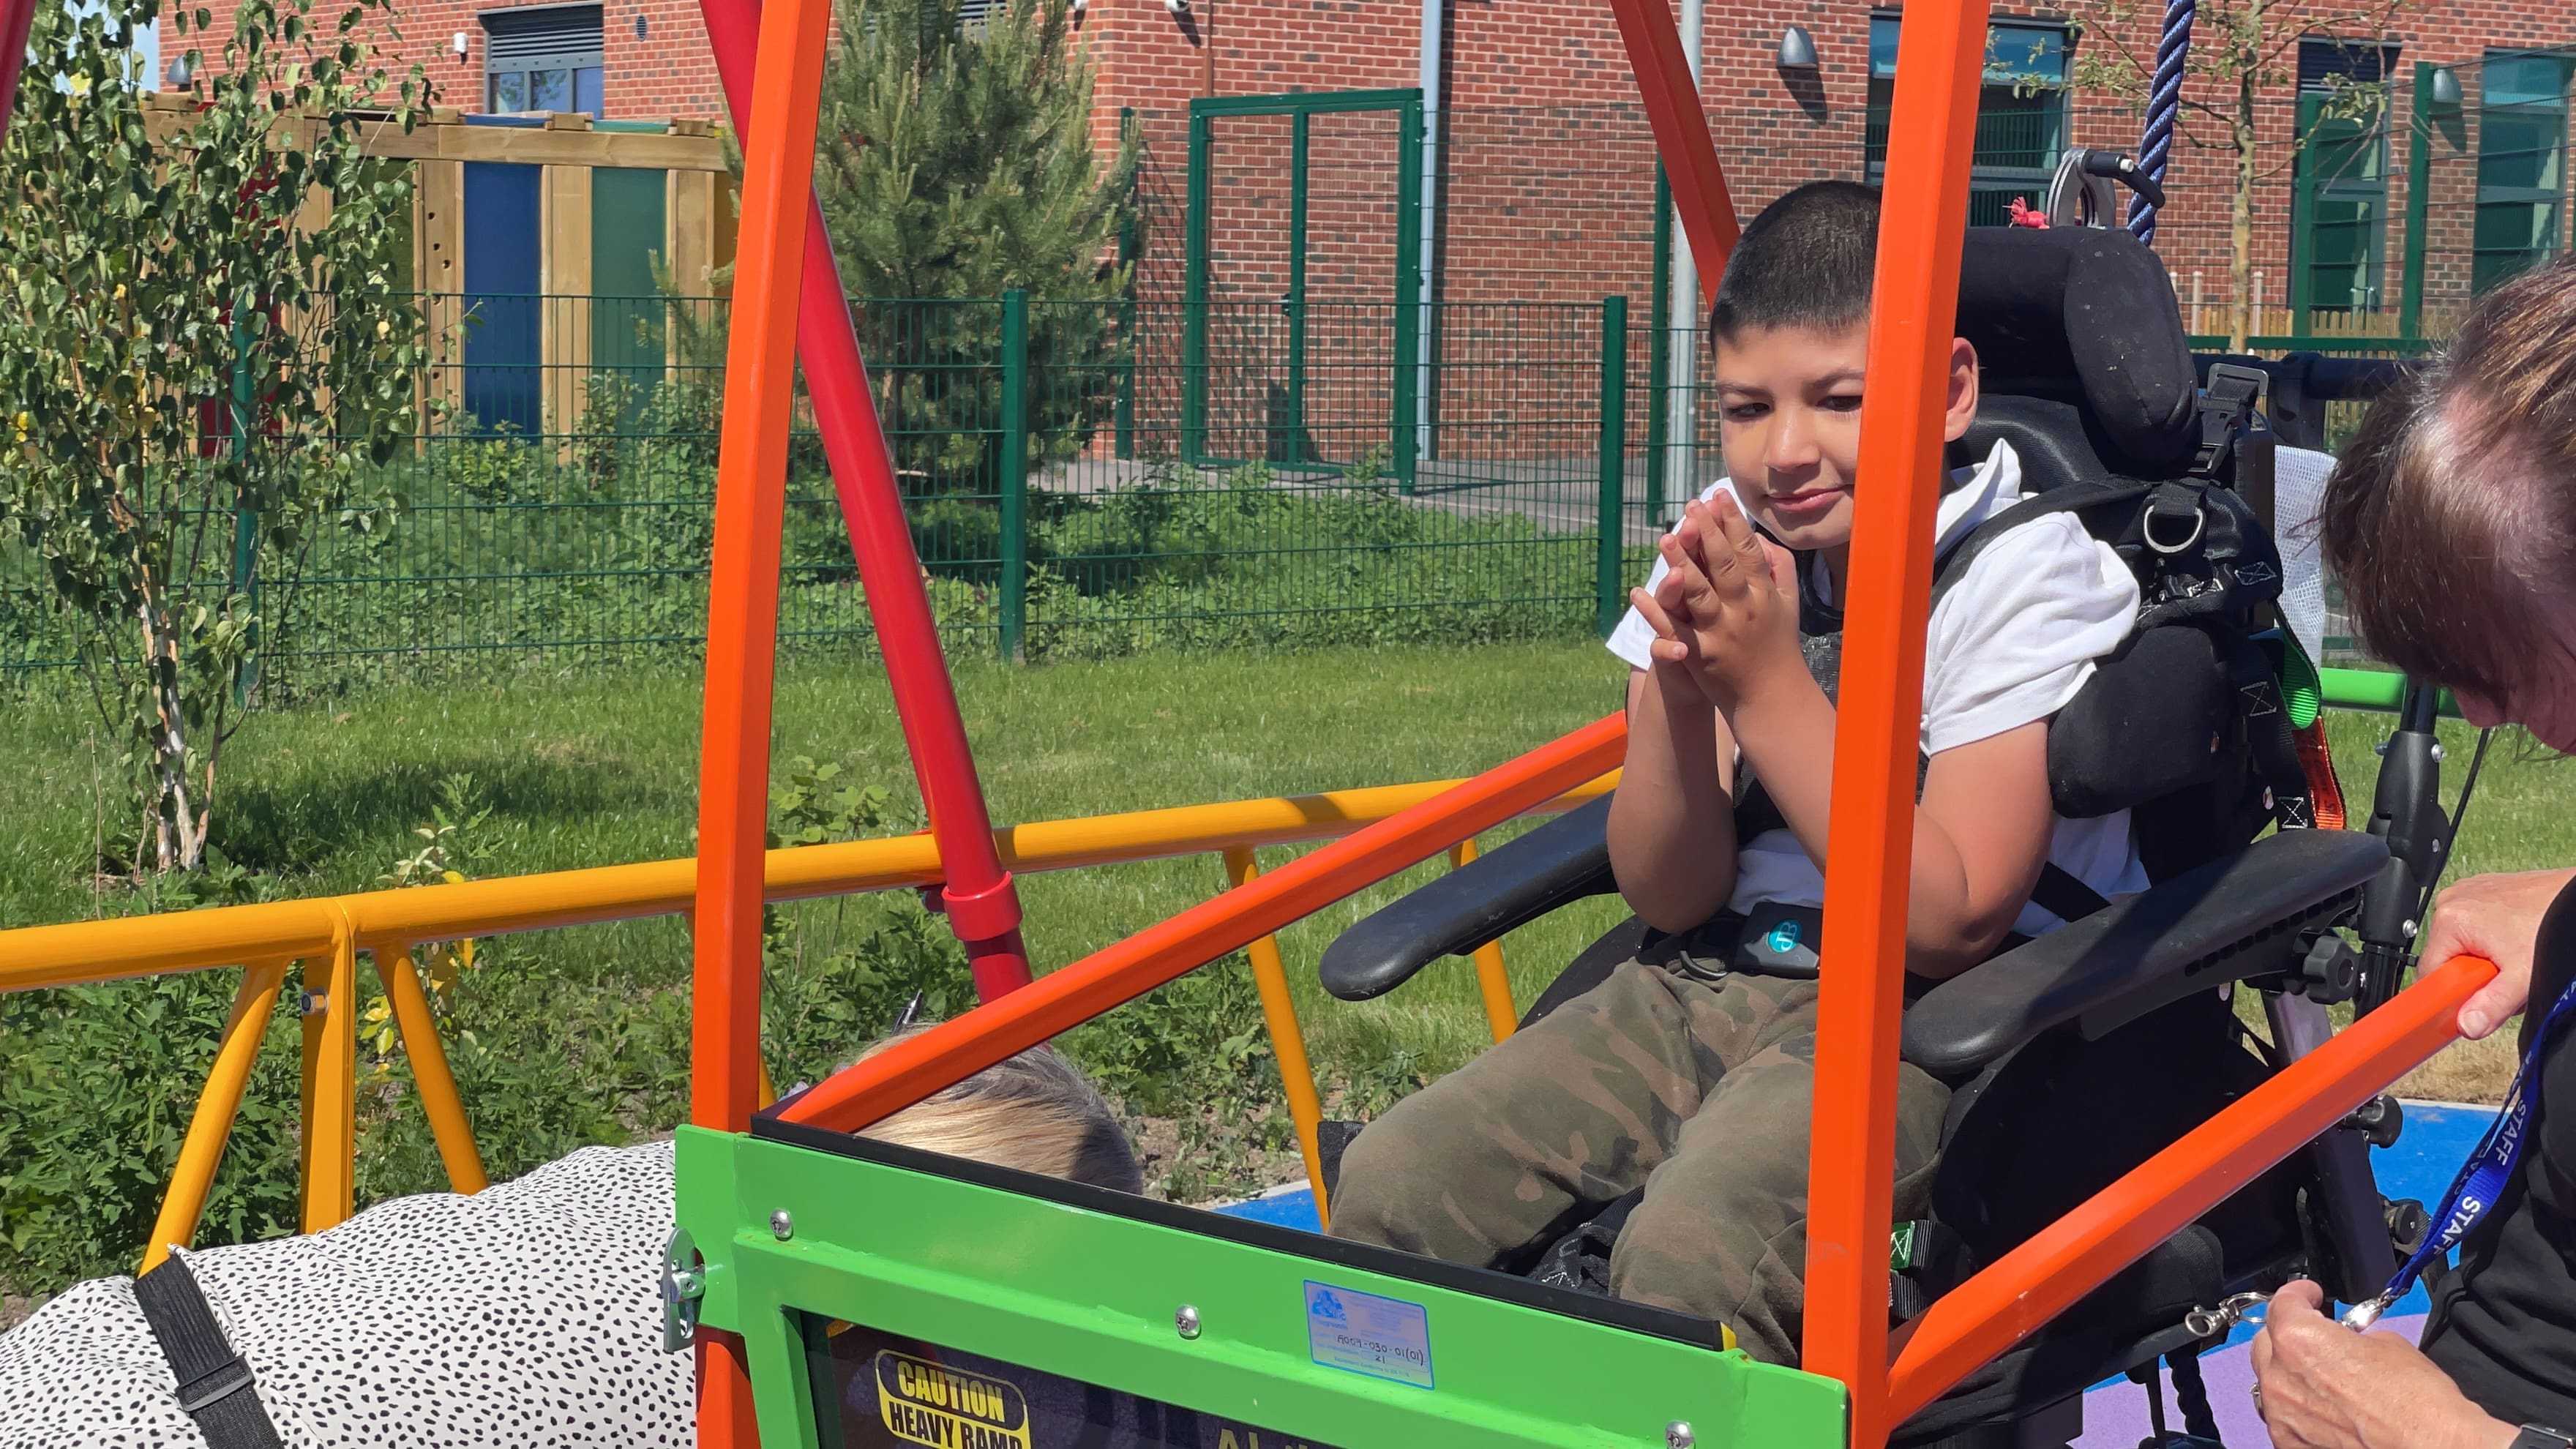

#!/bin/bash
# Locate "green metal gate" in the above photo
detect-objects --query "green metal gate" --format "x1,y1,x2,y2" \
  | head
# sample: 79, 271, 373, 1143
1182, 89, 1425, 486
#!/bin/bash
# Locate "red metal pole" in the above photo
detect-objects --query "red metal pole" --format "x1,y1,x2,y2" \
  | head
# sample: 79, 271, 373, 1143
0, 0, 40, 140
695, 0, 1033, 1002
1794, 0, 1988, 1443
1603, 0, 1741, 285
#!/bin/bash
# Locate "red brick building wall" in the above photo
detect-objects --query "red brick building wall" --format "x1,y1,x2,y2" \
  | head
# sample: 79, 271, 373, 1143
162, 0, 2576, 351
1091, 0, 2573, 323
160, 0, 2576, 325
165, 0, 735, 119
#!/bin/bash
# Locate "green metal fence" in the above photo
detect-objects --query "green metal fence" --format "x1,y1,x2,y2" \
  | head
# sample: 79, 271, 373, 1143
1127, 76, 2575, 356
1, 293, 1664, 682
28, 72, 2561, 681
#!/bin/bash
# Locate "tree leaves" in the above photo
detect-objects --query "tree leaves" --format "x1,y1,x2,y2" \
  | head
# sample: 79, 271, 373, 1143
0, 0, 429, 871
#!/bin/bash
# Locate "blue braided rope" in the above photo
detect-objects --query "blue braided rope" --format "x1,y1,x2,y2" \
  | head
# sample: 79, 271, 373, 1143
2128, 0, 2197, 244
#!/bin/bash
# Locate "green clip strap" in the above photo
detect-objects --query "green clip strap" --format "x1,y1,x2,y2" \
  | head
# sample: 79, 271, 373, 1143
2280, 631, 2324, 731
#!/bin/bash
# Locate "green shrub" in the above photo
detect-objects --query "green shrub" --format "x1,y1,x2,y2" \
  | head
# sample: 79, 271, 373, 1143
0, 973, 304, 1293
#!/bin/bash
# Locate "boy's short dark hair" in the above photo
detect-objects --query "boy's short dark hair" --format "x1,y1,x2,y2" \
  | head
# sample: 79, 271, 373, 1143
1710, 180, 1882, 343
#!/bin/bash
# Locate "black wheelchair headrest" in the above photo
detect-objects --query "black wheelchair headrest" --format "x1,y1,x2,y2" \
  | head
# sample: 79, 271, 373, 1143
1955, 228, 2198, 479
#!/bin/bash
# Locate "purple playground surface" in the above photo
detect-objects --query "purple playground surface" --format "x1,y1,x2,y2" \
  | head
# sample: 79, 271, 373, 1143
1212, 1100, 2498, 1446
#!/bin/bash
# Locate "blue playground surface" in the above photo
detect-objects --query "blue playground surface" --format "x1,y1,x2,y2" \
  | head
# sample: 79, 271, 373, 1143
1213, 1100, 2498, 1445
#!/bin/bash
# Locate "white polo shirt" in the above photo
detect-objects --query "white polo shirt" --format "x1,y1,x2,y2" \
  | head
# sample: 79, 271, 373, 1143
1607, 439, 2151, 937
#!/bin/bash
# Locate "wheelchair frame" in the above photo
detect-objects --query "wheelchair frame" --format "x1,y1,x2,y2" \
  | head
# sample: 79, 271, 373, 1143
672, 0, 2501, 1443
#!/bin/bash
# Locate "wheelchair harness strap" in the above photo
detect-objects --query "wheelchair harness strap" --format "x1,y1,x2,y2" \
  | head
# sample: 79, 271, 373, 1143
132, 1254, 285, 1449
1915, 473, 2318, 850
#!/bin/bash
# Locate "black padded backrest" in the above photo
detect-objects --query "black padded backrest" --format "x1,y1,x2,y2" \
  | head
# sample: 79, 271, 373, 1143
1955, 228, 2198, 480
1956, 395, 2116, 496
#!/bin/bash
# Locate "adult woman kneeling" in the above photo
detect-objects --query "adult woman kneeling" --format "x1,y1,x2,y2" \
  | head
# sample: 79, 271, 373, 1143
2249, 257, 2576, 1449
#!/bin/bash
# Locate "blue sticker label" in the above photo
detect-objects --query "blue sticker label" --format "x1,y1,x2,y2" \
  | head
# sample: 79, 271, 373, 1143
1304, 1281, 1434, 1390
1764, 919, 1803, 954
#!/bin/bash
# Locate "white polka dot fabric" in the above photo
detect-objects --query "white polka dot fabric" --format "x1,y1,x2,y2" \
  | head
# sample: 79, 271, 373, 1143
0, 1141, 695, 1447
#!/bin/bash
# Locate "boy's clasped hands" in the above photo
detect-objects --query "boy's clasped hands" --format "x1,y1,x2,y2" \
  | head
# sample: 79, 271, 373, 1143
1628, 492, 1813, 715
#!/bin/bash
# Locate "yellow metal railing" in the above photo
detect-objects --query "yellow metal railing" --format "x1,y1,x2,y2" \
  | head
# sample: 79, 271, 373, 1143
2, 771, 1614, 1267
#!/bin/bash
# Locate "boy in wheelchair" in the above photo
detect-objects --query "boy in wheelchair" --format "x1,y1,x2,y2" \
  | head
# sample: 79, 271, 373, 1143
1327, 180, 2152, 1366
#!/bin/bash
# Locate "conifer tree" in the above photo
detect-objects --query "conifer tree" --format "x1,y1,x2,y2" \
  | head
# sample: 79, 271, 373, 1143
813, 0, 1134, 515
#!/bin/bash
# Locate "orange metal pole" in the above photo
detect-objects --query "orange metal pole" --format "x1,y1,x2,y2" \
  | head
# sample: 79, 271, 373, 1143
1223, 847, 1332, 1226
302, 922, 359, 1232
687, 0, 835, 1137
1797, 2, 1988, 1442
779, 713, 1630, 1134
690, 0, 836, 1434
1885, 955, 2492, 1422
297, 959, 321, 1218
696, 1334, 761, 1449
372, 940, 488, 1194
141, 959, 289, 1273
0, 777, 1618, 995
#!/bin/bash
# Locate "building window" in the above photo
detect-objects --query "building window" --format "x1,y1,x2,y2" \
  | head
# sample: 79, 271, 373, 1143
1868, 15, 2069, 226
2294, 37, 2396, 313
483, 3, 604, 117
2475, 50, 2574, 293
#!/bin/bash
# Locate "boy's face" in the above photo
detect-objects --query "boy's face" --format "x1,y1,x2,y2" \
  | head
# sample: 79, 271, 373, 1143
1711, 322, 1982, 554
1712, 322, 1871, 553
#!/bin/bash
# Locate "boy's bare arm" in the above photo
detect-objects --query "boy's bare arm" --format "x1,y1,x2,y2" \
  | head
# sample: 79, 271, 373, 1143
1606, 664, 1742, 933
1730, 695, 2053, 978
1903, 726, 2056, 975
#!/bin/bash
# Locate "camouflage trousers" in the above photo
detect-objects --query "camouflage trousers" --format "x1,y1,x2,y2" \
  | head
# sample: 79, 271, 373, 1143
1327, 956, 1950, 1366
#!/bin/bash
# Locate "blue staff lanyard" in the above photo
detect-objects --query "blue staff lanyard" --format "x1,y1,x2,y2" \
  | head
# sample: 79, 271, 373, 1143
2348, 971, 2576, 1328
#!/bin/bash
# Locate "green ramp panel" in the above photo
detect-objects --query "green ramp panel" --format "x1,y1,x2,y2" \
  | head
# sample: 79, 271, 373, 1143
676, 1124, 1846, 1449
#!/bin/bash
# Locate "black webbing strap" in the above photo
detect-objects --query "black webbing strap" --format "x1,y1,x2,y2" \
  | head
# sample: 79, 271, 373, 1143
2167, 1346, 2225, 1442
132, 1254, 285, 1449
1924, 478, 2154, 616
2227, 634, 2316, 831
2028, 861, 2113, 924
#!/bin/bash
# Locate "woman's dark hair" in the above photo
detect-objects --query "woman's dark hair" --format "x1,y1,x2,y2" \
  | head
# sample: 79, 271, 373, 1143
2320, 258, 2576, 703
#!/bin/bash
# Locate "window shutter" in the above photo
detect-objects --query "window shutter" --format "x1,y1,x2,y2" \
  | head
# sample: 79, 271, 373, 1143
483, 4, 605, 70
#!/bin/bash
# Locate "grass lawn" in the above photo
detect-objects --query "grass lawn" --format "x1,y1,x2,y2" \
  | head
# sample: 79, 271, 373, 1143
1, 643, 2566, 1300
0, 641, 1639, 1297
0, 638, 1643, 1077
2317, 711, 2576, 1104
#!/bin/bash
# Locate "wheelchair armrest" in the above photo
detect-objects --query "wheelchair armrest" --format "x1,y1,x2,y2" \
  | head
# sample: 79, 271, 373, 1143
1902, 830, 2389, 1077
1319, 795, 1619, 1002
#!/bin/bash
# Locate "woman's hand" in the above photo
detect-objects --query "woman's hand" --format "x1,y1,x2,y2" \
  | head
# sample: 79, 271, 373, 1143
2421, 868, 2576, 1039
2249, 1281, 2517, 1449
1626, 493, 1805, 714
